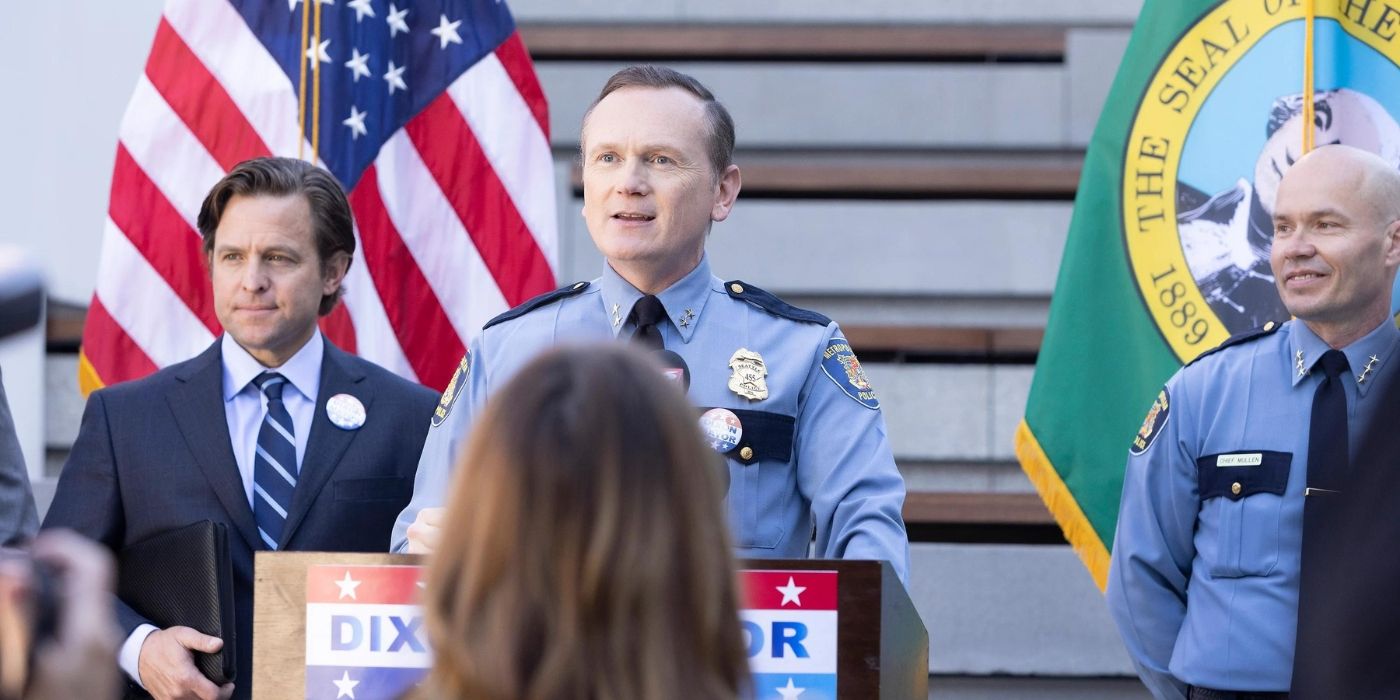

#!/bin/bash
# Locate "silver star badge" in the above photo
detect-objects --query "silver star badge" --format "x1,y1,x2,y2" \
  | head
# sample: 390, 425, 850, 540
610, 303, 621, 328
678, 309, 695, 328
1296, 350, 1309, 378
1359, 354, 1380, 384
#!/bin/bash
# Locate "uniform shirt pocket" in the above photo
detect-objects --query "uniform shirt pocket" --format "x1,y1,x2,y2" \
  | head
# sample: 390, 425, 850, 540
1196, 450, 1291, 578
712, 409, 795, 550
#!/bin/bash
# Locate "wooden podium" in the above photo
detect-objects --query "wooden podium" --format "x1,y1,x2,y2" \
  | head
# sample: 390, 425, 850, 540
254, 552, 927, 699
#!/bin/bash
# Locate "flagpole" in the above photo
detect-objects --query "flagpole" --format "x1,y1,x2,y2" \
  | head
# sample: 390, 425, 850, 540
1302, 0, 1316, 154
312, 0, 323, 162
297, 0, 310, 160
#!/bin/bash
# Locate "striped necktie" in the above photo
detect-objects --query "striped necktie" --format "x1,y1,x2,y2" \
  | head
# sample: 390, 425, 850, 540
252, 371, 298, 550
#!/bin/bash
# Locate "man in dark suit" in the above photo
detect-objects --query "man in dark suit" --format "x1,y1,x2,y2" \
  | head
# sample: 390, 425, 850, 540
0, 368, 38, 546
1291, 342, 1400, 697
43, 157, 436, 700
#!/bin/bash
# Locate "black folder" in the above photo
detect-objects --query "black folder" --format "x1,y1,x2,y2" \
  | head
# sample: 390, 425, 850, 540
117, 520, 235, 686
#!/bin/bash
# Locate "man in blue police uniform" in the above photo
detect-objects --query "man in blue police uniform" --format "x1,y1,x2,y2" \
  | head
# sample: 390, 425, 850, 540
1106, 144, 1400, 699
391, 65, 909, 582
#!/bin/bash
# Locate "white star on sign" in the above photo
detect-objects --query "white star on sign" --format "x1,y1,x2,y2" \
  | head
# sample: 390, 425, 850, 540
306, 38, 332, 65
386, 4, 409, 37
342, 106, 368, 139
430, 14, 463, 50
776, 677, 805, 699
334, 570, 362, 600
776, 576, 806, 607
383, 60, 407, 95
348, 0, 375, 21
344, 48, 371, 82
332, 670, 359, 699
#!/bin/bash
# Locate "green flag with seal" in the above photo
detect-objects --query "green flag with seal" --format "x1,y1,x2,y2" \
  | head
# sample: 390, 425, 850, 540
1017, 0, 1400, 590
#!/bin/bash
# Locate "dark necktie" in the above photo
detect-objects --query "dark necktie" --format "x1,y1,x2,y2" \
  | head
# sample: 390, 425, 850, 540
629, 295, 666, 351
252, 371, 299, 550
1305, 349, 1351, 492
1292, 349, 1350, 691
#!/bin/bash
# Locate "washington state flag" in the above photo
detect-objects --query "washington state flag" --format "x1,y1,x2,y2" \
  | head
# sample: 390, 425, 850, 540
1017, 0, 1400, 589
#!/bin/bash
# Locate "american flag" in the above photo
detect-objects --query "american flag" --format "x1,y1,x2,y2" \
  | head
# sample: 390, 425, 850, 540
79, 0, 557, 394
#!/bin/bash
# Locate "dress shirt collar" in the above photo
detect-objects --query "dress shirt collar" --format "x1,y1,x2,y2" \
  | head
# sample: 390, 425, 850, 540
599, 254, 714, 343
221, 330, 324, 403
1289, 317, 1400, 397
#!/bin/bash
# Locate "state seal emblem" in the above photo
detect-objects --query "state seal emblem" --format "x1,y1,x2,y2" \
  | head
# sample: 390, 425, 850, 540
1121, 1, 1400, 362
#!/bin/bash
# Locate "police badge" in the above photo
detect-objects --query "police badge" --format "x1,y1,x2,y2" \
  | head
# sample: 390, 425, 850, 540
727, 348, 768, 401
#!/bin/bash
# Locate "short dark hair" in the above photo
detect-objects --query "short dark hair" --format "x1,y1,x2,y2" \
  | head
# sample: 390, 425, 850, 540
582, 65, 736, 175
196, 157, 355, 315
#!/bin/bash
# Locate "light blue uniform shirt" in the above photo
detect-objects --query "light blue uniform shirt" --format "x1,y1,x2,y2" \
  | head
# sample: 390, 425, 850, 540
1106, 317, 1400, 699
392, 255, 910, 582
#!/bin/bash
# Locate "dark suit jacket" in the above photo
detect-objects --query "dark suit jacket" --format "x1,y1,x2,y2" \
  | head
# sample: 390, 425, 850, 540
42, 338, 436, 699
0, 367, 38, 546
1291, 358, 1400, 698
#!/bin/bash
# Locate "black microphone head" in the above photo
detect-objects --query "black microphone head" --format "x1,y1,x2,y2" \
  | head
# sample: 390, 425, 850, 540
655, 349, 691, 391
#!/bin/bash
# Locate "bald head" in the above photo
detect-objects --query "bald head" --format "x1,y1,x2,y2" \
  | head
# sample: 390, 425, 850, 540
1280, 145, 1400, 225
1271, 144, 1400, 347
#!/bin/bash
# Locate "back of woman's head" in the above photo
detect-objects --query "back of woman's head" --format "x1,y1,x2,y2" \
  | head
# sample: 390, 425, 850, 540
420, 345, 749, 700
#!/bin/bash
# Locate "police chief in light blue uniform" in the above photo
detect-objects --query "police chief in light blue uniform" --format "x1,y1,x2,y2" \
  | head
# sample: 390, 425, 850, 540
1107, 145, 1400, 699
391, 65, 909, 582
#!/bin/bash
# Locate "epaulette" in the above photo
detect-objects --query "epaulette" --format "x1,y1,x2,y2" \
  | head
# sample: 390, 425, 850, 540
724, 280, 831, 326
483, 281, 590, 330
1185, 320, 1283, 367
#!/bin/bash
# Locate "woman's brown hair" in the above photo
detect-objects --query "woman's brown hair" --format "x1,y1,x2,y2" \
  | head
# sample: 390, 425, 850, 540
417, 344, 749, 700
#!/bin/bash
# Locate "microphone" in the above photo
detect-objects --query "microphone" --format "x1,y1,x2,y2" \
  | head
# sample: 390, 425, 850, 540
655, 349, 691, 391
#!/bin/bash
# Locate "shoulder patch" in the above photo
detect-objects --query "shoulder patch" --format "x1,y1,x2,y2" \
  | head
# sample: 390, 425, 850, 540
431, 353, 470, 428
820, 337, 879, 409
483, 281, 590, 331
724, 280, 831, 326
1130, 387, 1170, 455
1185, 320, 1283, 367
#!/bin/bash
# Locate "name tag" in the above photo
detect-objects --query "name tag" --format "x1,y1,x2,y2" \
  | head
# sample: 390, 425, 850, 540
1216, 453, 1263, 467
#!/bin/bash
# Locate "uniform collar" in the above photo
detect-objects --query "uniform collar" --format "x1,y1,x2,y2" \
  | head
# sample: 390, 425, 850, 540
221, 330, 324, 403
599, 255, 714, 344
1289, 317, 1400, 397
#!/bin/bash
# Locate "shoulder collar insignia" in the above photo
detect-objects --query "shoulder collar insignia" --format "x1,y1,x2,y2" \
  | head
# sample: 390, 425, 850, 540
724, 280, 831, 326
483, 281, 590, 330
1186, 320, 1283, 367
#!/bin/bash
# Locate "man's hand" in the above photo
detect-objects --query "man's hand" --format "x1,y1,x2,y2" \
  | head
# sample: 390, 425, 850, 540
405, 507, 444, 554
137, 626, 234, 700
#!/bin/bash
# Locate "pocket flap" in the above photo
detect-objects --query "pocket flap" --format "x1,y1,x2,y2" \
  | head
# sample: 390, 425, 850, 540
1197, 450, 1291, 501
698, 408, 795, 464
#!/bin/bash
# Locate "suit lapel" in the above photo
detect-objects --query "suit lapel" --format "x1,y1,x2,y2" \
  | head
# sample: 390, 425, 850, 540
280, 342, 370, 546
167, 341, 262, 553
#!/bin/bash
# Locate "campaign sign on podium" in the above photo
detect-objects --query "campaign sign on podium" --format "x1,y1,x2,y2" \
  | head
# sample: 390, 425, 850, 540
741, 570, 839, 699
303, 565, 427, 700
256, 553, 926, 699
